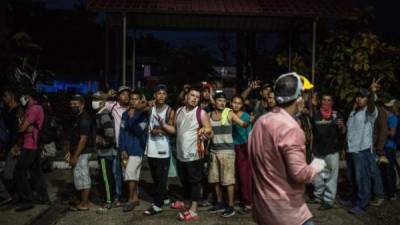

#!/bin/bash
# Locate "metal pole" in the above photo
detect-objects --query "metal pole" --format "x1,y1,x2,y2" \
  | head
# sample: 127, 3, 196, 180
122, 12, 127, 86
132, 30, 136, 89
288, 32, 292, 72
311, 19, 317, 86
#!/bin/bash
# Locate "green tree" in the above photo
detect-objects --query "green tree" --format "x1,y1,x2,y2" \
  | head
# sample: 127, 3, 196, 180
276, 31, 400, 103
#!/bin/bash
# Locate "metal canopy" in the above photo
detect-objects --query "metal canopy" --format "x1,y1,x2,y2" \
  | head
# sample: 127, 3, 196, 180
88, 0, 358, 86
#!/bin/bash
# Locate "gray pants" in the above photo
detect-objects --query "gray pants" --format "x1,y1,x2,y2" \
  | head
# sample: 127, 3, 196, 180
313, 152, 339, 206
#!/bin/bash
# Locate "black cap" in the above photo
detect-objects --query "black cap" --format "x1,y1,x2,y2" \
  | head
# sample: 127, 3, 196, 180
357, 88, 369, 98
153, 84, 168, 93
214, 92, 227, 100
71, 94, 85, 103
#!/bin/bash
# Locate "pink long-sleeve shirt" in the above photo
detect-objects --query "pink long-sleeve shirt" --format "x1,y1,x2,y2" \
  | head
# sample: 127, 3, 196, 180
248, 107, 318, 225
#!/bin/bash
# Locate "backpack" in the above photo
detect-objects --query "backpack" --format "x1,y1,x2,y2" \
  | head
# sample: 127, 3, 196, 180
0, 118, 10, 149
37, 107, 59, 145
176, 106, 202, 127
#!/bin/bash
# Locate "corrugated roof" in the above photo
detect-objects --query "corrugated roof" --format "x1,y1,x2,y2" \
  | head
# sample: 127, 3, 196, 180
88, 0, 358, 19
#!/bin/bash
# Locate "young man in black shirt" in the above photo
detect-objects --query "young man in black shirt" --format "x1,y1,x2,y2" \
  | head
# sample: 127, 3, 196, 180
310, 92, 346, 210
68, 94, 94, 211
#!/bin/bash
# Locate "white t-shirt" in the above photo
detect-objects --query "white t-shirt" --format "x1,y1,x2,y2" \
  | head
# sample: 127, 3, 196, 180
146, 105, 171, 158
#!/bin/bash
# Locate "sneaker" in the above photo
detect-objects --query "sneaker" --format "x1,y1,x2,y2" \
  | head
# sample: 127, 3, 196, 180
237, 206, 251, 215
338, 199, 354, 208
221, 207, 235, 218
198, 200, 212, 207
318, 203, 333, 211
370, 197, 384, 206
208, 203, 225, 213
144, 205, 163, 216
111, 198, 122, 208
0, 197, 12, 206
348, 206, 364, 215
177, 210, 199, 221
163, 199, 170, 206
388, 195, 397, 201
307, 197, 322, 204
33, 194, 51, 205
96, 207, 110, 214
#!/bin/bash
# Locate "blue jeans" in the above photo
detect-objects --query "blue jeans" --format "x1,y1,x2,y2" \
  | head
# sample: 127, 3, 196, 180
347, 149, 384, 209
112, 156, 123, 200
380, 148, 397, 197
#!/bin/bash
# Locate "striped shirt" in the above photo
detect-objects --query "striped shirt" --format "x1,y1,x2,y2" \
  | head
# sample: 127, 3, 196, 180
210, 112, 234, 154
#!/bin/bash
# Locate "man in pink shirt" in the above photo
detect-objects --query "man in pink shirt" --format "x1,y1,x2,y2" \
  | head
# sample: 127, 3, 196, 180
14, 89, 49, 211
248, 73, 326, 225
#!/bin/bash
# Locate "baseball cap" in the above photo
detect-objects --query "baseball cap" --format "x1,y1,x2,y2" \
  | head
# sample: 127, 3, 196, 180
118, 86, 131, 93
71, 94, 85, 103
274, 72, 303, 104
153, 84, 168, 93
385, 99, 397, 107
356, 88, 369, 98
92, 91, 108, 101
214, 92, 227, 100
261, 83, 272, 91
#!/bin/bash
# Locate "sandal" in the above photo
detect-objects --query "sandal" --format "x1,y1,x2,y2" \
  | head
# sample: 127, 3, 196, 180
123, 201, 140, 212
170, 200, 185, 210
177, 210, 199, 221
69, 206, 89, 211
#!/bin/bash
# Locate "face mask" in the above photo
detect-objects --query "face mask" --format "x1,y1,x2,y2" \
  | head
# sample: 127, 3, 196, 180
92, 101, 101, 110
71, 107, 81, 115
20, 96, 28, 106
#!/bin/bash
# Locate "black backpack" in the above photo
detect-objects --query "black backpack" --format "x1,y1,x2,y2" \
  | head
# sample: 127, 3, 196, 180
36, 106, 59, 145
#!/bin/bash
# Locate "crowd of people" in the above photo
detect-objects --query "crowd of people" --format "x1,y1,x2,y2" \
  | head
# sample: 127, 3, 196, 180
0, 72, 399, 225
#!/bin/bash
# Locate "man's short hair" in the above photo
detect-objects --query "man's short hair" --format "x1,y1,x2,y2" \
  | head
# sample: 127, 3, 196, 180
130, 90, 142, 97
188, 86, 202, 94
21, 88, 38, 100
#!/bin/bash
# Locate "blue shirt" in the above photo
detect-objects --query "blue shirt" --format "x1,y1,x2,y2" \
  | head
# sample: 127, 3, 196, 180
233, 112, 252, 145
385, 112, 398, 149
347, 107, 378, 153
119, 111, 147, 156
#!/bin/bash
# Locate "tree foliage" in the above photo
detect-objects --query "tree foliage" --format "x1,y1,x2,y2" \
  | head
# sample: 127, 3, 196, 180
277, 31, 400, 103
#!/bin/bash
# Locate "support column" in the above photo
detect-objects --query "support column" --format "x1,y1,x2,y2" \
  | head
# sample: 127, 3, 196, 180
122, 12, 127, 86
288, 32, 292, 72
311, 18, 318, 86
132, 30, 136, 88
